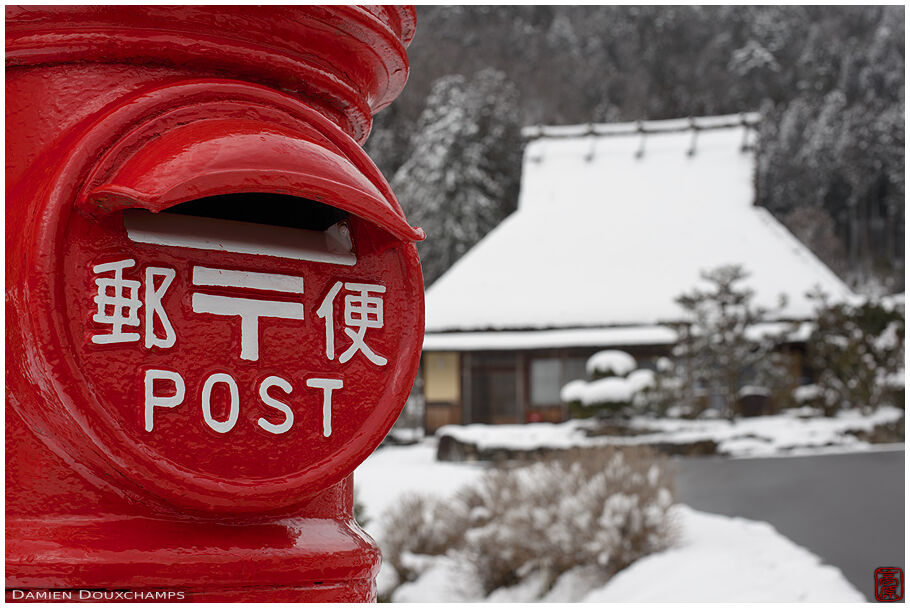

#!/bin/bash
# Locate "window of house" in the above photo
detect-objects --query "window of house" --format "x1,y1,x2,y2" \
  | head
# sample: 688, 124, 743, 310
563, 357, 588, 383
530, 358, 561, 406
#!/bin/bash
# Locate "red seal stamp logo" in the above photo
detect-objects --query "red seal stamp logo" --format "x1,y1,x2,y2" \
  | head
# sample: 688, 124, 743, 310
875, 567, 903, 602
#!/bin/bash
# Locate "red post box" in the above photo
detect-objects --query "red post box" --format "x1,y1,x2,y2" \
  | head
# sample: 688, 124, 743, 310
6, 6, 423, 602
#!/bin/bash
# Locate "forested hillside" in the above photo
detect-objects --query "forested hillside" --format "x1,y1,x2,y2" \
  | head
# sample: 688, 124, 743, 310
366, 6, 904, 292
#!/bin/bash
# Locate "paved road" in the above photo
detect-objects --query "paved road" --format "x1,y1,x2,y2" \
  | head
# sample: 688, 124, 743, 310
674, 449, 905, 601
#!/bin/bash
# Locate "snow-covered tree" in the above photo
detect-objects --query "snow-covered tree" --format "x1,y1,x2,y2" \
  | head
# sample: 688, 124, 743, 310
671, 265, 792, 419
391, 69, 522, 284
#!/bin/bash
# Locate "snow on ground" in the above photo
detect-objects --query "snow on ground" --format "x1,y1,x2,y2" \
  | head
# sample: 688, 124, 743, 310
436, 406, 904, 458
354, 441, 487, 536
629, 406, 905, 458
437, 419, 599, 451
581, 505, 865, 602
356, 442, 864, 602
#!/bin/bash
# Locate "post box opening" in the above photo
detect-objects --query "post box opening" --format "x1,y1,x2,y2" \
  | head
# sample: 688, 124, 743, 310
162, 192, 348, 232
123, 193, 358, 266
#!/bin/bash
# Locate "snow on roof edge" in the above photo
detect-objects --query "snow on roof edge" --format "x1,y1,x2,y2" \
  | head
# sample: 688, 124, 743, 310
750, 207, 853, 299
423, 326, 677, 351
422, 322, 814, 352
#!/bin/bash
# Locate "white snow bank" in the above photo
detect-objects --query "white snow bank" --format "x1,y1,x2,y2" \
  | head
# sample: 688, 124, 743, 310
356, 439, 868, 603
392, 556, 484, 602
433, 407, 904, 458
354, 442, 487, 538
630, 406, 905, 458
384, 502, 864, 602
436, 420, 598, 452
586, 349, 637, 377
582, 505, 864, 602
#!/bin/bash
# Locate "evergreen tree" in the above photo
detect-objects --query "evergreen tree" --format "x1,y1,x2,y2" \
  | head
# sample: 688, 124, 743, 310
391, 69, 522, 285
671, 265, 790, 419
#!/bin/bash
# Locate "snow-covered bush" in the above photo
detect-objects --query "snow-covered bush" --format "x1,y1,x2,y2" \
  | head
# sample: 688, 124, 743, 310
582, 377, 634, 409
379, 493, 472, 589
627, 368, 657, 393
804, 290, 905, 416
563, 350, 645, 418
560, 379, 587, 405
379, 446, 676, 600
587, 350, 637, 379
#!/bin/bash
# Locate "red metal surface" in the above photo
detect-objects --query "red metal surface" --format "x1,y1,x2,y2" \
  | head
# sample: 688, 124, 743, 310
6, 5, 421, 602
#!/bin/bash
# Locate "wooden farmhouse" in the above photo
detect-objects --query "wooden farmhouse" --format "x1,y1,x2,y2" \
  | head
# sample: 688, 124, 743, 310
418, 114, 852, 433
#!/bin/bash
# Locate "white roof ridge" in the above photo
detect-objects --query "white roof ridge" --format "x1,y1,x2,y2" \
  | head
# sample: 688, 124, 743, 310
521, 111, 760, 140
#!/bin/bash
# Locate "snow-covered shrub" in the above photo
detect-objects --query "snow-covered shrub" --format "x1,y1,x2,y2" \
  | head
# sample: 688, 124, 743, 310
587, 350, 637, 379
379, 447, 676, 599
564, 350, 644, 418
560, 379, 587, 407
457, 447, 675, 594
805, 290, 905, 416
627, 368, 657, 393
379, 493, 471, 588
581, 376, 634, 413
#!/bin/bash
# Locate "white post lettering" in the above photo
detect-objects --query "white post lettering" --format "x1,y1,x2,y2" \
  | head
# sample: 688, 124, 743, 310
201, 372, 240, 433
257, 375, 294, 434
305, 378, 343, 438
191, 266, 305, 361
316, 281, 344, 360
144, 267, 176, 348
144, 369, 185, 432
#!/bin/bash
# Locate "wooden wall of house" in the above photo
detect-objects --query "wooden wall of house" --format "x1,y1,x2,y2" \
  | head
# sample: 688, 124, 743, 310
422, 344, 673, 432
422, 351, 462, 433
422, 341, 816, 431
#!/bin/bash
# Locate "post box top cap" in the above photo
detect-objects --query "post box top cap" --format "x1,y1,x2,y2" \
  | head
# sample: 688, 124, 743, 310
6, 6, 417, 143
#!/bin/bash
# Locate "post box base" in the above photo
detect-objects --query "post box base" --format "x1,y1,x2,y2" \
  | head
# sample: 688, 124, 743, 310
6, 515, 380, 602
5, 583, 375, 603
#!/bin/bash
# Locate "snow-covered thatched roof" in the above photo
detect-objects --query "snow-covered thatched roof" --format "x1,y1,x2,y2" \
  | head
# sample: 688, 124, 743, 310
423, 113, 852, 346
